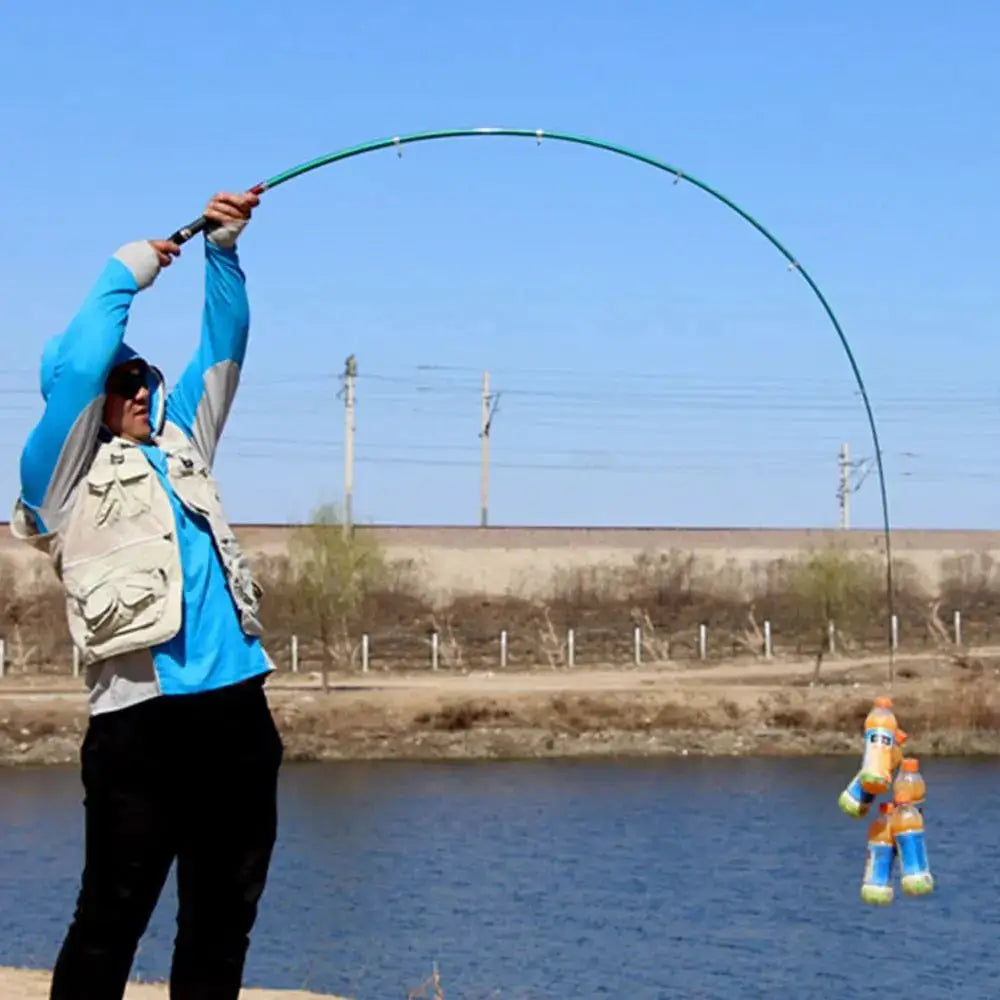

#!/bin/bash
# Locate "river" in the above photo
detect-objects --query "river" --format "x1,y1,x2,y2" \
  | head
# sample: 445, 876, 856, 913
1, 757, 998, 999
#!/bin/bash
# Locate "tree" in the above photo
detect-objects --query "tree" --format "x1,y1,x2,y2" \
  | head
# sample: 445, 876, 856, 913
780, 549, 885, 677
286, 503, 385, 690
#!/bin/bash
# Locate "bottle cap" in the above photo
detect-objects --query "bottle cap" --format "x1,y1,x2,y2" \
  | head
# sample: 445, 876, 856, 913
873, 695, 893, 708
902, 758, 920, 772
879, 802, 895, 814
896, 729, 908, 744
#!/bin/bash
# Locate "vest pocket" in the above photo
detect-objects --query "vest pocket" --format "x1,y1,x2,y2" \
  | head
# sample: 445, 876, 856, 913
86, 459, 155, 527
63, 557, 170, 647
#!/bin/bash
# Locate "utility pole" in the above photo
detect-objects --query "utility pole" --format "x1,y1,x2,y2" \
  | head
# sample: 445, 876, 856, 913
837, 442, 873, 530
341, 354, 357, 537
479, 371, 500, 527
838, 441, 850, 529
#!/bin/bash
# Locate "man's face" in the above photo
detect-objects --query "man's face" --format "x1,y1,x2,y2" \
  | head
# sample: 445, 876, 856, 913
103, 359, 152, 442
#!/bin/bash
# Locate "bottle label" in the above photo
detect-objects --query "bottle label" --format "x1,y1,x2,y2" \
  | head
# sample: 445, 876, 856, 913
846, 774, 875, 805
861, 727, 895, 784
895, 830, 930, 876
863, 842, 896, 887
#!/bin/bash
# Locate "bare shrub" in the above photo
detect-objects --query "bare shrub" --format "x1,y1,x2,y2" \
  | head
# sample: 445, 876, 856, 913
0, 556, 70, 672
414, 700, 513, 731
536, 605, 565, 668
407, 963, 444, 1000
428, 613, 464, 669
7, 530, 999, 675
938, 553, 1000, 645
631, 609, 672, 663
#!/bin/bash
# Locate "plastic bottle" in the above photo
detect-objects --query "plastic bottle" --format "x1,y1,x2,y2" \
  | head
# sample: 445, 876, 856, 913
893, 758, 926, 811
891, 729, 908, 775
840, 726, 908, 818
859, 696, 898, 795
838, 771, 876, 818
861, 802, 897, 905
892, 801, 934, 896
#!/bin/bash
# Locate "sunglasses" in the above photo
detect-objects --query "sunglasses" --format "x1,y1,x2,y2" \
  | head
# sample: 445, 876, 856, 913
105, 361, 150, 400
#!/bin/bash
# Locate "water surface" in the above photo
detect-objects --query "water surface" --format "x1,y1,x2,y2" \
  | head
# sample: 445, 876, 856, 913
2, 757, 998, 999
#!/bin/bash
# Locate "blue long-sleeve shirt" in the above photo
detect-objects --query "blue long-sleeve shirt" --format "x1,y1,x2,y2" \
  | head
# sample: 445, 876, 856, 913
19, 239, 269, 696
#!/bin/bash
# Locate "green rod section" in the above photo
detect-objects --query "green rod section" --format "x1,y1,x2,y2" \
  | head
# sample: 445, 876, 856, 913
183, 127, 898, 672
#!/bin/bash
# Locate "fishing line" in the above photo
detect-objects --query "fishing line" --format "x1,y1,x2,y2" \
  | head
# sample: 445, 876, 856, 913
168, 126, 897, 679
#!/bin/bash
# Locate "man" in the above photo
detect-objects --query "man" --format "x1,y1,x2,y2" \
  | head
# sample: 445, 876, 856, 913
11, 191, 284, 1000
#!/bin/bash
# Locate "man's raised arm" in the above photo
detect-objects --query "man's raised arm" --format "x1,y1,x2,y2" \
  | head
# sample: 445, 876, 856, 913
17, 240, 178, 535
166, 191, 259, 467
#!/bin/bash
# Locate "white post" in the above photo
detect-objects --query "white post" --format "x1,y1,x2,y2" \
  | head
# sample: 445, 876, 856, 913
698, 624, 707, 661
291, 634, 299, 674
764, 620, 772, 659
891, 614, 899, 652
431, 631, 439, 671
0, 637, 5, 679
827, 620, 836, 654
361, 633, 370, 673
567, 628, 575, 667
954, 610, 962, 647
633, 625, 642, 666
72, 646, 80, 678
499, 629, 508, 668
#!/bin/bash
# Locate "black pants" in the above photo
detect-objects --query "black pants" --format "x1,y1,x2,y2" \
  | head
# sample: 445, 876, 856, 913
50, 675, 283, 1000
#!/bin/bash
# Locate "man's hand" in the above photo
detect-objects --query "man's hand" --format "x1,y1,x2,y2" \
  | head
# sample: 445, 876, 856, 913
204, 191, 260, 224
119, 239, 177, 290
204, 191, 259, 249
149, 239, 181, 269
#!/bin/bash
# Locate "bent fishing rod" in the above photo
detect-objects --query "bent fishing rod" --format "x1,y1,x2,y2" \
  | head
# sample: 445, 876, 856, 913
167, 126, 898, 679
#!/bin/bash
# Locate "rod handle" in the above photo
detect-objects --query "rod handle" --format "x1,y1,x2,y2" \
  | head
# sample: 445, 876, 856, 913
166, 184, 266, 246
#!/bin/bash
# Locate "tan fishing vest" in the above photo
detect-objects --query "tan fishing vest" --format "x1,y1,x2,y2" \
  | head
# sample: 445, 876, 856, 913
11, 422, 262, 667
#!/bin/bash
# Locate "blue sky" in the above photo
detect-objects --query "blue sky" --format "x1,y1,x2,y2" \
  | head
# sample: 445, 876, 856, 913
1, 1, 997, 529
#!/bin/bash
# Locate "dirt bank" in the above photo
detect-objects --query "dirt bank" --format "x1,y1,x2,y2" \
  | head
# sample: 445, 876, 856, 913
3, 651, 999, 766
0, 967, 347, 1000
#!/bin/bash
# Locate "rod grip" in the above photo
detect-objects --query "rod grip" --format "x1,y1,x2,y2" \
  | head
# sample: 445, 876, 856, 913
167, 215, 208, 246
166, 184, 266, 246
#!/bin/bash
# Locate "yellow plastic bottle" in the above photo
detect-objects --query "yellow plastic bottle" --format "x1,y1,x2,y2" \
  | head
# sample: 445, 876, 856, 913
861, 802, 896, 905
893, 758, 926, 810
859, 696, 898, 795
892, 802, 934, 896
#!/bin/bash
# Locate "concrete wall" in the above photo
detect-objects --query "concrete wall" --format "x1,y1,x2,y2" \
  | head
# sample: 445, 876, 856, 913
346, 525, 999, 600
5, 523, 998, 601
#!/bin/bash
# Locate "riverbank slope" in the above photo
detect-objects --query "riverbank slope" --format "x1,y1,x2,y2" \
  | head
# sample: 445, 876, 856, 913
2, 650, 998, 765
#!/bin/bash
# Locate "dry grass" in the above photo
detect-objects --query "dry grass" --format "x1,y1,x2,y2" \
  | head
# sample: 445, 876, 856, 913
414, 701, 514, 732
5, 540, 1000, 675
406, 963, 444, 1000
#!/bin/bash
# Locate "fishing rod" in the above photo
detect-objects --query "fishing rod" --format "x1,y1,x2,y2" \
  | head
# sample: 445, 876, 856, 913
168, 126, 897, 679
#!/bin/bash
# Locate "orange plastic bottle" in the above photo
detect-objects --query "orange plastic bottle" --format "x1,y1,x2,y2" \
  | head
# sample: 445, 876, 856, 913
892, 801, 934, 895
893, 758, 926, 810
859, 696, 898, 795
861, 802, 896, 905
839, 727, 907, 818
891, 729, 908, 774
838, 771, 875, 818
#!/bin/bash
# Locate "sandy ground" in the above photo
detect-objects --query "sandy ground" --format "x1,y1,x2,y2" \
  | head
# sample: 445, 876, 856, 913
0, 967, 348, 1000
3, 648, 999, 765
